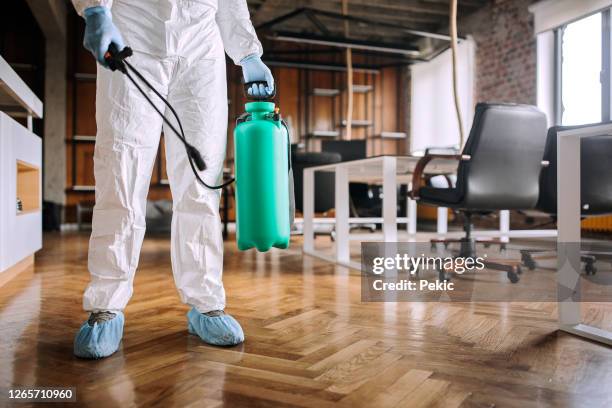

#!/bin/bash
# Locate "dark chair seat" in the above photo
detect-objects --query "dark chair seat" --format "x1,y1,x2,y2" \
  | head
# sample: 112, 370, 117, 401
419, 186, 462, 206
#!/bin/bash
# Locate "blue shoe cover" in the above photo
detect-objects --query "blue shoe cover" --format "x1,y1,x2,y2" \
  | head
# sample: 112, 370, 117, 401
187, 307, 244, 346
74, 312, 124, 359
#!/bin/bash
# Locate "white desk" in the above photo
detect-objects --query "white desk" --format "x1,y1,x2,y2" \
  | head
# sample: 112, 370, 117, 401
302, 155, 557, 269
557, 123, 612, 346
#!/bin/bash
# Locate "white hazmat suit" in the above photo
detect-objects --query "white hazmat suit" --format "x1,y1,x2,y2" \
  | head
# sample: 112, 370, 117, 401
72, 0, 262, 314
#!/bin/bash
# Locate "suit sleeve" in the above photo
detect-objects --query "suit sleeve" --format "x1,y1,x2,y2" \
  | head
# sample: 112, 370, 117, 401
71, 0, 113, 16
216, 0, 263, 64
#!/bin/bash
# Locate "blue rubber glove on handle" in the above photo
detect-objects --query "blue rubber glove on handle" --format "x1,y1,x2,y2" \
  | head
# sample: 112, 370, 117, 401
240, 55, 275, 98
83, 6, 125, 68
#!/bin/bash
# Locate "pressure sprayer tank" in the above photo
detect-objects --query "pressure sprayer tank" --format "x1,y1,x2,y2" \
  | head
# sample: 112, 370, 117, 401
233, 101, 290, 251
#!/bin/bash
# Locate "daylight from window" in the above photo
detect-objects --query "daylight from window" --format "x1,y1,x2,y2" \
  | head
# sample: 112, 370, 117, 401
561, 13, 602, 126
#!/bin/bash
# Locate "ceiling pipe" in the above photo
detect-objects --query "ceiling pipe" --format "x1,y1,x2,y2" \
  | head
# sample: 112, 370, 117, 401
450, 0, 465, 147
342, 0, 353, 141
267, 33, 421, 56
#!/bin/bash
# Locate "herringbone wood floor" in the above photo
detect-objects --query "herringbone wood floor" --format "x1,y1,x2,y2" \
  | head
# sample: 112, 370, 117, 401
2, 232, 612, 407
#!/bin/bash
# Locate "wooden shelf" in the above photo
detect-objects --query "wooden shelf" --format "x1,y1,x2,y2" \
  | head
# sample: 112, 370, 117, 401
311, 88, 340, 97
16, 160, 40, 213
307, 130, 340, 138
69, 135, 96, 143
372, 132, 407, 139
351, 85, 373, 94
311, 85, 373, 96
16, 208, 40, 216
340, 120, 373, 127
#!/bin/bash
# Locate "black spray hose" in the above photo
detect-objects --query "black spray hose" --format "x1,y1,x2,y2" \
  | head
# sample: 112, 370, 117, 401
104, 44, 234, 189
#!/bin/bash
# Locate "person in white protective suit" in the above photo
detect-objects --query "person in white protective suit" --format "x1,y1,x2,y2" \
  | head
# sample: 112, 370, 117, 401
72, 0, 274, 359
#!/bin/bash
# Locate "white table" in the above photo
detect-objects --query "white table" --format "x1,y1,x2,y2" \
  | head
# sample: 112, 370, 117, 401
558, 123, 612, 346
302, 155, 556, 269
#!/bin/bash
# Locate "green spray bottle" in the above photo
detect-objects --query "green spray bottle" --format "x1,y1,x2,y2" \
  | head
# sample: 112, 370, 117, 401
233, 89, 292, 252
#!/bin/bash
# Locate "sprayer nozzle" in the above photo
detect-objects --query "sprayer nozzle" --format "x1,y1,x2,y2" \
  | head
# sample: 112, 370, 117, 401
187, 145, 207, 171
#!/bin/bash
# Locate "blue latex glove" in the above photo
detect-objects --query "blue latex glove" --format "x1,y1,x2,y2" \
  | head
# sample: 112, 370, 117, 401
240, 55, 275, 98
187, 307, 244, 346
83, 6, 125, 68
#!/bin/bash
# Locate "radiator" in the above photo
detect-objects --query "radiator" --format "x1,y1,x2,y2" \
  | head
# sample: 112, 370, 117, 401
582, 215, 612, 232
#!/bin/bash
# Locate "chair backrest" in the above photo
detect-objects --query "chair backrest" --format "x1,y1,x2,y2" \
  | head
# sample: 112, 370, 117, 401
537, 124, 612, 215
291, 150, 342, 213
321, 140, 374, 211
456, 103, 548, 210
321, 140, 367, 161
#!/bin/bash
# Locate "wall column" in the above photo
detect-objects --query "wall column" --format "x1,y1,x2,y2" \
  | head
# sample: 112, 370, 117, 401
25, 0, 68, 211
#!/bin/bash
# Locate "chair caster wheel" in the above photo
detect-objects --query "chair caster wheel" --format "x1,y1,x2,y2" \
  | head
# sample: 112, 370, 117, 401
438, 270, 450, 282
521, 252, 536, 270
585, 264, 597, 275
507, 269, 520, 283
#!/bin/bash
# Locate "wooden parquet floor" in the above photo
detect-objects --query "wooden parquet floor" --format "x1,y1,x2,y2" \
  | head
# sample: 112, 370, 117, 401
2, 232, 612, 407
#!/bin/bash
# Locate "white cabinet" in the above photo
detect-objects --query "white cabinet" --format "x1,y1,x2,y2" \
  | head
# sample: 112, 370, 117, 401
0, 54, 43, 280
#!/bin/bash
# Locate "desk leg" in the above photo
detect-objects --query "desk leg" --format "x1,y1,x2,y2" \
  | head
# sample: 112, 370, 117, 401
437, 207, 448, 234
499, 210, 510, 243
558, 135, 582, 327
407, 184, 417, 235
558, 132, 612, 345
303, 169, 315, 253
335, 166, 350, 263
382, 157, 398, 242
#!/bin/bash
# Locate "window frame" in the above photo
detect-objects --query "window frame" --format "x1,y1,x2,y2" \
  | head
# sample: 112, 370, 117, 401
554, 9, 612, 125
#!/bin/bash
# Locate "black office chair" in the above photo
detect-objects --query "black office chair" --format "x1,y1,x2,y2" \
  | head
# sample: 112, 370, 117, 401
520, 124, 612, 274
411, 103, 548, 283
292, 145, 341, 214
321, 140, 384, 216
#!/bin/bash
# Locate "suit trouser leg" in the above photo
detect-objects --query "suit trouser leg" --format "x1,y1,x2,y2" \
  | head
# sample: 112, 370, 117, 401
84, 53, 171, 312
163, 55, 228, 313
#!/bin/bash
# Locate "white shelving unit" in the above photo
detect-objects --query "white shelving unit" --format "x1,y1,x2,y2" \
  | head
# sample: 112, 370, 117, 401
305, 78, 376, 151
0, 54, 43, 285
351, 84, 373, 94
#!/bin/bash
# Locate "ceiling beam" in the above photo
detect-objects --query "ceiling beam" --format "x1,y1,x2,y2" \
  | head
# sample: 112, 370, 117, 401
251, 0, 485, 32
259, 8, 455, 41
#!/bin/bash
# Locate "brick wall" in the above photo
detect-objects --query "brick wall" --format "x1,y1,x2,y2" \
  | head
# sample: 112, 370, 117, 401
461, 0, 538, 105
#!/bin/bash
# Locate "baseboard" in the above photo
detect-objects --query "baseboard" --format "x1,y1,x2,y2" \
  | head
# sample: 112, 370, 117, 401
0, 254, 34, 288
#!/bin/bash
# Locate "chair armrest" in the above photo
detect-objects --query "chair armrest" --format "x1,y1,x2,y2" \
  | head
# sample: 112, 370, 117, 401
410, 154, 469, 199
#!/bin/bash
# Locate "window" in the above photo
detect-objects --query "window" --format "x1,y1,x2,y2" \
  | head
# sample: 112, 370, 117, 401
410, 38, 475, 153
556, 10, 611, 125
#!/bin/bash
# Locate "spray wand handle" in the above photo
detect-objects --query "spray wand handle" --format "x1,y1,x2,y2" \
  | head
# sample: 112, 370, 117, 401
104, 43, 133, 73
